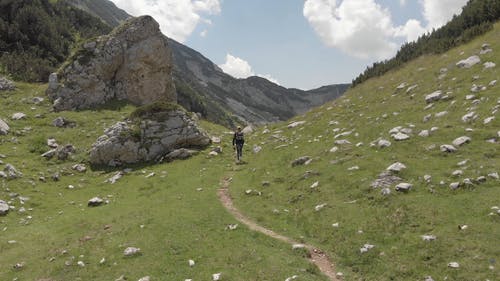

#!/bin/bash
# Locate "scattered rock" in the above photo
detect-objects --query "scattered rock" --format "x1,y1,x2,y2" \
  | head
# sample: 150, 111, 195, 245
456, 55, 480, 68
56, 144, 76, 160
11, 112, 26, 120
418, 130, 429, 137
421, 235, 436, 241
371, 171, 402, 189
123, 247, 141, 257
0, 118, 10, 135
52, 117, 75, 128
395, 183, 412, 192
452, 136, 471, 147
461, 112, 477, 123
452, 170, 463, 177
381, 188, 391, 196
450, 182, 460, 190
425, 91, 442, 103
188, 259, 195, 267
440, 145, 457, 153
106, 171, 124, 184
88, 197, 104, 207
334, 139, 351, 145
484, 62, 496, 69
41, 149, 56, 159
0, 200, 9, 216
386, 162, 406, 173
424, 276, 435, 281
252, 145, 262, 153
314, 203, 327, 211
392, 132, 410, 141
488, 172, 499, 179
72, 164, 87, 172
138, 276, 150, 281
4, 163, 21, 179
47, 138, 58, 148
484, 116, 494, 124
291, 156, 311, 167
287, 121, 306, 128
0, 76, 15, 91
377, 139, 391, 148
360, 243, 375, 253
212, 273, 221, 281
448, 262, 460, 268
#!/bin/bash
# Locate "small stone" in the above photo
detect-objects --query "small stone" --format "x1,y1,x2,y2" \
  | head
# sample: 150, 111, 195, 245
11, 112, 27, 120
123, 247, 141, 256
425, 91, 442, 103
72, 164, 86, 172
458, 224, 468, 230
423, 175, 432, 182
448, 262, 460, 268
484, 61, 496, 69
329, 146, 339, 153
360, 243, 375, 253
450, 182, 460, 190
332, 222, 339, 228
188, 259, 195, 267
395, 183, 412, 192
392, 132, 410, 141
77, 261, 85, 267
377, 139, 391, 148
418, 130, 429, 137
387, 162, 406, 173
484, 116, 495, 124
315, 203, 327, 211
288, 121, 306, 128
488, 172, 499, 179
252, 145, 262, 154
440, 145, 457, 153
226, 224, 238, 230
310, 181, 319, 188
0, 200, 10, 216
292, 244, 305, 250
291, 156, 311, 167
452, 136, 471, 146
452, 170, 463, 177
88, 197, 104, 207
424, 276, 435, 281
381, 188, 391, 196
138, 276, 150, 281
212, 273, 221, 281
421, 235, 436, 241
476, 176, 486, 183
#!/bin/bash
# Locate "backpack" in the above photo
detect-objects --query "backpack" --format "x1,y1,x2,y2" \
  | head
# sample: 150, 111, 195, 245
235, 132, 244, 141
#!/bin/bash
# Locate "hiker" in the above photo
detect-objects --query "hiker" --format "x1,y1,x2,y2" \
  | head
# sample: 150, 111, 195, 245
232, 126, 245, 161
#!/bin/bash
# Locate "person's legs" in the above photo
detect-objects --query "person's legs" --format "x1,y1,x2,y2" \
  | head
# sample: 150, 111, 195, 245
236, 143, 243, 160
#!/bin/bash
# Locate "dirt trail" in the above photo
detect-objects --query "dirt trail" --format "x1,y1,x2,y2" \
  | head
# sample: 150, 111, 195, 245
218, 177, 340, 281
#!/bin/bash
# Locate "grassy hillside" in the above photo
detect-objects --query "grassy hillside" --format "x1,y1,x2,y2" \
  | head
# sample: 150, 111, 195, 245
229, 23, 500, 280
0, 14, 498, 281
0, 84, 327, 280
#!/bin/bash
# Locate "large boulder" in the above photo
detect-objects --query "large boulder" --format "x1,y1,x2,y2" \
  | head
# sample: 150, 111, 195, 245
47, 16, 176, 111
90, 104, 210, 166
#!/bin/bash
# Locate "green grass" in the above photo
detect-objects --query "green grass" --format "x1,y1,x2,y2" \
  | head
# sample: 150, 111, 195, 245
0, 84, 327, 280
228, 23, 500, 280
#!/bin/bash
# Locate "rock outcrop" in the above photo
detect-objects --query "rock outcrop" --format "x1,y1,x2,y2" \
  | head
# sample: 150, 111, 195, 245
89, 104, 210, 166
47, 16, 176, 111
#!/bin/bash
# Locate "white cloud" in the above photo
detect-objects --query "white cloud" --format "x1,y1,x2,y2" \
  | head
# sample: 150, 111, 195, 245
303, 0, 400, 59
110, 0, 220, 42
200, 30, 208, 37
421, 0, 468, 29
219, 54, 280, 85
219, 54, 254, 79
303, 0, 468, 60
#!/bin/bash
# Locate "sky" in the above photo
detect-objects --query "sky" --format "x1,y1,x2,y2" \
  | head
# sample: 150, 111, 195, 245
109, 0, 469, 90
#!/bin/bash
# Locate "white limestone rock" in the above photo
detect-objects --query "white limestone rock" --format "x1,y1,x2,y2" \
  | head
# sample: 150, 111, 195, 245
452, 136, 471, 147
425, 91, 442, 103
456, 55, 480, 68
387, 162, 406, 173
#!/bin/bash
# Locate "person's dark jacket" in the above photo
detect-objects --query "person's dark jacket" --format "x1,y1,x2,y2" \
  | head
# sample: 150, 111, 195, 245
233, 131, 244, 146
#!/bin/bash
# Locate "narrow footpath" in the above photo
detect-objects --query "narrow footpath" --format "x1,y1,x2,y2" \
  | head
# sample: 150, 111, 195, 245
218, 176, 340, 281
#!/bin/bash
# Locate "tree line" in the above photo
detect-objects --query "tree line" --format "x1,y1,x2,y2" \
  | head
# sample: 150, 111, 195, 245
352, 0, 500, 87
0, 0, 111, 82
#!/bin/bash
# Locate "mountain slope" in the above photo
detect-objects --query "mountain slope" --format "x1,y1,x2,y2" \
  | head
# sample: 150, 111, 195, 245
63, 0, 131, 27
228, 22, 500, 280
